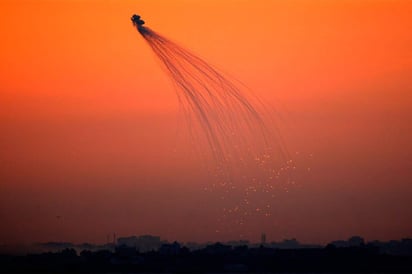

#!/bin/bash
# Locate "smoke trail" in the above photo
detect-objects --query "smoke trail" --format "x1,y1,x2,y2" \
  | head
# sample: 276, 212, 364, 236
131, 14, 288, 172
130, 14, 299, 231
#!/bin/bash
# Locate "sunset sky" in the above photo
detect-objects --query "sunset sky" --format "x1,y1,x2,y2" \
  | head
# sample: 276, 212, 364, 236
1, 0, 411, 247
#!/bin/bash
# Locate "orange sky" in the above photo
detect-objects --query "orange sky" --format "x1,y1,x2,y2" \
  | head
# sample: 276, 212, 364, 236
1, 0, 412, 247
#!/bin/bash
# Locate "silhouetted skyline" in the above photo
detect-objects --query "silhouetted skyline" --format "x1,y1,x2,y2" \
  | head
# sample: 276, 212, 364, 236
1, 234, 411, 257
1, 235, 412, 273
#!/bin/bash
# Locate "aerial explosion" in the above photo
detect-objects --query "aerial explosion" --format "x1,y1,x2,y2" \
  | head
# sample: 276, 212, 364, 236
131, 14, 293, 223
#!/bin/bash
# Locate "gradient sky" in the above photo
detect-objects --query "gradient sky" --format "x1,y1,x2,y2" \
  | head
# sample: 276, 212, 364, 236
1, 0, 411, 247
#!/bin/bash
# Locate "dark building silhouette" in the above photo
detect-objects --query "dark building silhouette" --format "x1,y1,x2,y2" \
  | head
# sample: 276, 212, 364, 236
117, 235, 162, 252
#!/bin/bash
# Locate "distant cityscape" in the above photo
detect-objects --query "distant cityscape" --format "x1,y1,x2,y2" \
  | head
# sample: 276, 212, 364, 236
1, 234, 409, 256
1, 234, 411, 272
26, 234, 411, 256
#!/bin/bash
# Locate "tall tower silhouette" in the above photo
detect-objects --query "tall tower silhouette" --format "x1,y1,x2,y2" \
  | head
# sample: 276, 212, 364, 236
261, 233, 266, 245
